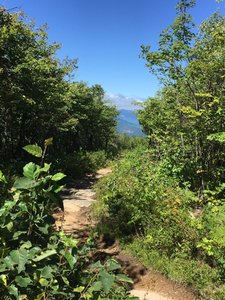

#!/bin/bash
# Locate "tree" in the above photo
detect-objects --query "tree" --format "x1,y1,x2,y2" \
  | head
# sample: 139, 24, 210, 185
0, 8, 76, 158
0, 8, 118, 167
139, 1, 225, 190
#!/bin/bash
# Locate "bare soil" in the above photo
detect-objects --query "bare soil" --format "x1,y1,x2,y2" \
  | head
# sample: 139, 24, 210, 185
54, 167, 196, 300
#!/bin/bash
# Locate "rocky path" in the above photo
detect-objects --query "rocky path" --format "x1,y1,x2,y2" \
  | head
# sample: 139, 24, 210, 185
56, 167, 196, 300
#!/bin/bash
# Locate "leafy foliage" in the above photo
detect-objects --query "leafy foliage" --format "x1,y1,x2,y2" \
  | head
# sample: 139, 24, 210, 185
139, 3, 225, 193
0, 8, 118, 168
94, 2, 225, 298
94, 147, 225, 298
0, 144, 135, 299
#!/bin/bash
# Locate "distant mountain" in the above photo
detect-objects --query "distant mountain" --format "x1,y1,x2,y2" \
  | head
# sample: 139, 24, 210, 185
117, 109, 144, 136
104, 93, 145, 111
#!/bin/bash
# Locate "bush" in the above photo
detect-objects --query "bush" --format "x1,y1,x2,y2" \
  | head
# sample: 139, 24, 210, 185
56, 150, 108, 178
94, 148, 197, 238
124, 239, 220, 298
0, 145, 136, 300
93, 147, 225, 298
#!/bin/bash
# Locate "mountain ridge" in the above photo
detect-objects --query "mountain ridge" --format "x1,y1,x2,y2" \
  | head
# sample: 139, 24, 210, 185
117, 109, 144, 136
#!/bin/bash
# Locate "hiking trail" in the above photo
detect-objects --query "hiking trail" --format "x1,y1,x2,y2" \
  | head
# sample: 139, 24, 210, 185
55, 167, 196, 300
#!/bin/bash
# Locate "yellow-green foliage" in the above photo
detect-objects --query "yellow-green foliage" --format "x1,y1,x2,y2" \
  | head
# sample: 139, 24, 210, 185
94, 147, 225, 298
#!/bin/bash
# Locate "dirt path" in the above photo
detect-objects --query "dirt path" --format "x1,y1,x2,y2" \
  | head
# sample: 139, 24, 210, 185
56, 167, 196, 300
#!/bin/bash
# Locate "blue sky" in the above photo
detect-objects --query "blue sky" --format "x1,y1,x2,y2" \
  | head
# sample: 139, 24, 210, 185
1, 0, 225, 107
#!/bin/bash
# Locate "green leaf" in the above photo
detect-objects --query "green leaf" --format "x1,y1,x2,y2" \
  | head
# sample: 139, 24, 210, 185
17, 202, 28, 212
73, 286, 85, 293
52, 172, 66, 181
23, 144, 42, 157
99, 269, 115, 294
44, 137, 53, 146
40, 266, 53, 279
8, 284, 19, 298
6, 221, 13, 231
35, 292, 45, 300
116, 274, 133, 283
61, 276, 70, 286
0, 170, 6, 183
13, 231, 27, 240
39, 277, 49, 286
14, 177, 39, 190
89, 260, 103, 270
23, 162, 36, 179
28, 246, 42, 259
34, 163, 51, 178
106, 259, 121, 271
207, 132, 225, 143
38, 224, 50, 235
65, 251, 77, 269
9, 249, 29, 273
88, 281, 102, 292
15, 276, 32, 287
0, 274, 7, 286
20, 241, 32, 249
40, 163, 51, 173
0, 200, 16, 216
33, 249, 57, 262
53, 185, 64, 193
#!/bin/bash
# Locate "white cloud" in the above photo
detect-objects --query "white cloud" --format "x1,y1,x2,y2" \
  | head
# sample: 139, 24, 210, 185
104, 92, 145, 111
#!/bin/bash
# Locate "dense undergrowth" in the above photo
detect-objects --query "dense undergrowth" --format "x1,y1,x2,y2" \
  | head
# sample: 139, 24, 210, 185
53, 135, 146, 179
1, 1, 225, 299
0, 144, 137, 300
93, 2, 225, 299
93, 147, 225, 299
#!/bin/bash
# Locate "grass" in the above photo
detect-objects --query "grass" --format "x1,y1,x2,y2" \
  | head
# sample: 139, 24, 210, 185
121, 237, 225, 300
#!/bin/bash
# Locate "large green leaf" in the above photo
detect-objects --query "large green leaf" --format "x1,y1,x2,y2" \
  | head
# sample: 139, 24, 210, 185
14, 177, 39, 190
61, 276, 70, 286
4, 249, 29, 274
23, 144, 42, 157
23, 162, 36, 179
13, 231, 27, 240
65, 251, 77, 269
6, 221, 13, 231
33, 249, 57, 262
40, 266, 53, 279
33, 163, 51, 178
99, 269, 115, 294
15, 275, 32, 287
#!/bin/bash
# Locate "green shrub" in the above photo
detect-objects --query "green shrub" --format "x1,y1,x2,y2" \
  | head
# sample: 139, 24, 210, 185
93, 147, 225, 298
124, 239, 220, 298
0, 145, 136, 300
196, 204, 225, 276
56, 150, 108, 178
94, 148, 197, 237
